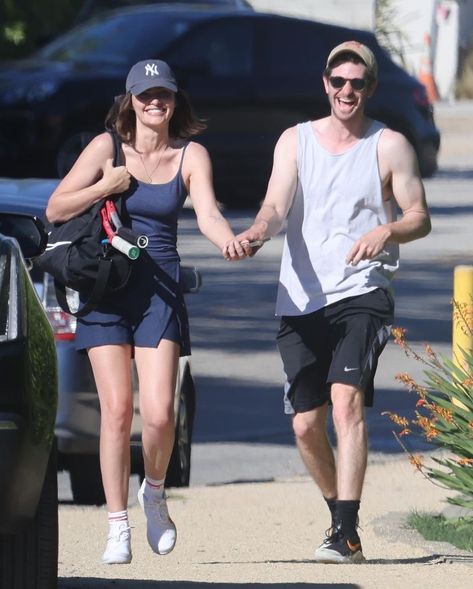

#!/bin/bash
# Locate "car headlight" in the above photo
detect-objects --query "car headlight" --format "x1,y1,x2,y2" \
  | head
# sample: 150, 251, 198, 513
1, 80, 60, 105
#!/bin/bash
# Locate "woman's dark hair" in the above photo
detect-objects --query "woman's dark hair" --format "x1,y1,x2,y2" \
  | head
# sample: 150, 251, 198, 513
104, 89, 207, 145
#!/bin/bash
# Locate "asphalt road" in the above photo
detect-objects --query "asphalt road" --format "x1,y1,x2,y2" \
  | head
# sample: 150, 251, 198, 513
58, 100, 473, 499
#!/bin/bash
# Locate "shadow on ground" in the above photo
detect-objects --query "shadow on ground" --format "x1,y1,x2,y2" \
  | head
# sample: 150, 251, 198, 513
193, 371, 433, 453
59, 581, 359, 589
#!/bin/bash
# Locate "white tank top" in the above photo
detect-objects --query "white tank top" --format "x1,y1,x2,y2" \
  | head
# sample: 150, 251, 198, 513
276, 119, 399, 316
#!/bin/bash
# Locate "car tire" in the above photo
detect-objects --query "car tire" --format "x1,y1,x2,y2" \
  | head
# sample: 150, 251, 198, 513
165, 369, 196, 488
68, 454, 106, 505
0, 443, 58, 589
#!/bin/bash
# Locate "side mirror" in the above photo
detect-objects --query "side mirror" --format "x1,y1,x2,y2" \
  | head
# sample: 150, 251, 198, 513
180, 265, 202, 294
0, 213, 47, 259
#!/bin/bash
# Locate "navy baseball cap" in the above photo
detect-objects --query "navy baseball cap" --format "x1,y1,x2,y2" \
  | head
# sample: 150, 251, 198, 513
126, 60, 178, 95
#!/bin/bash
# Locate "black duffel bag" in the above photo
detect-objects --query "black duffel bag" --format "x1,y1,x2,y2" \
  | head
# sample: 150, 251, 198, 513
35, 131, 133, 317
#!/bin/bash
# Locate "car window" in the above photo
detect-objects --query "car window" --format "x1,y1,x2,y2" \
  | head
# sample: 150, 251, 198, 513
256, 18, 332, 77
166, 19, 254, 77
36, 11, 196, 65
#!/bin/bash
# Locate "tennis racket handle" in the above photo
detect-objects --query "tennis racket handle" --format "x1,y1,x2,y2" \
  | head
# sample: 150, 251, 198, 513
110, 235, 140, 259
117, 227, 149, 248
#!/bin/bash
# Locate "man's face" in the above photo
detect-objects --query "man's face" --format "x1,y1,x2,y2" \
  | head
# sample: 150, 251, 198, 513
323, 60, 376, 121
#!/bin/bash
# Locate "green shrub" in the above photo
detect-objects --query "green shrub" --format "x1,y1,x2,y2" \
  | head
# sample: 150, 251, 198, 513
385, 326, 473, 510
407, 512, 473, 552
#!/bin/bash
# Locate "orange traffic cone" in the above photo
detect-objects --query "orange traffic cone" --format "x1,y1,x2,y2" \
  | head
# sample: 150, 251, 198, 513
418, 33, 439, 103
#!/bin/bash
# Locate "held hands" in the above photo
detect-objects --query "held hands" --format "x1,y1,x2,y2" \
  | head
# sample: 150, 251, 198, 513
100, 158, 131, 197
222, 228, 269, 261
346, 225, 391, 266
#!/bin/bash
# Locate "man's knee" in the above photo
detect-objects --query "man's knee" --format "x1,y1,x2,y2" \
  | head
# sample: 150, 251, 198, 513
292, 405, 328, 441
331, 383, 365, 429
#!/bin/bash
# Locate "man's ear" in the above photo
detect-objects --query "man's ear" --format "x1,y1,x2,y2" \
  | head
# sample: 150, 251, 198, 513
322, 75, 330, 95
366, 79, 378, 98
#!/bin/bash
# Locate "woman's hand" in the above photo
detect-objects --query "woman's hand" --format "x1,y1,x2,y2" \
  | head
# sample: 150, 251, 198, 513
99, 158, 131, 197
222, 237, 252, 261
223, 227, 269, 260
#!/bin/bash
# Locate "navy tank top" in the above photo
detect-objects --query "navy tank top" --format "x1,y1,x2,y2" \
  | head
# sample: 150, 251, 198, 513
123, 143, 189, 261
75, 143, 191, 354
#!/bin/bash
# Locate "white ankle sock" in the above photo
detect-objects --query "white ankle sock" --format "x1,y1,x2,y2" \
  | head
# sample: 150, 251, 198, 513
145, 476, 165, 498
108, 509, 129, 531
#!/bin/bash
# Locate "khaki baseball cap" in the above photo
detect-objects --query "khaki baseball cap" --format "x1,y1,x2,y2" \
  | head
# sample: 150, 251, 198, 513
326, 41, 378, 79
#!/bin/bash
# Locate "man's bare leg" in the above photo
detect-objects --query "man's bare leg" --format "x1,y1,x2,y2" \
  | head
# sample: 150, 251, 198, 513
292, 402, 337, 500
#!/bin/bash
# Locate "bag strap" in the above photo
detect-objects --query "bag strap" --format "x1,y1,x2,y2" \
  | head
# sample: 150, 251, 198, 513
54, 257, 114, 317
110, 130, 123, 166
54, 130, 123, 317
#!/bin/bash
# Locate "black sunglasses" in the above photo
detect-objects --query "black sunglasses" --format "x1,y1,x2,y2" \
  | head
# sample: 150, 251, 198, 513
329, 76, 367, 91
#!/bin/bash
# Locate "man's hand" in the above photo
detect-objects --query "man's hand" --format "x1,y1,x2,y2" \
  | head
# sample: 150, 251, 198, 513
346, 225, 391, 266
222, 226, 268, 260
222, 236, 250, 261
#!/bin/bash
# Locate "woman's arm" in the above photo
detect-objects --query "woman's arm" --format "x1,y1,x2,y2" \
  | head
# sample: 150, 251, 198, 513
46, 132, 131, 223
184, 142, 246, 260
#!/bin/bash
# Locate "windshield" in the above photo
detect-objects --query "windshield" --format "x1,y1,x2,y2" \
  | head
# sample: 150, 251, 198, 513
36, 11, 196, 65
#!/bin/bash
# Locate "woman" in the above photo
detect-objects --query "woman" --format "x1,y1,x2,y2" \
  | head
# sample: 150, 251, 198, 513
46, 59, 247, 564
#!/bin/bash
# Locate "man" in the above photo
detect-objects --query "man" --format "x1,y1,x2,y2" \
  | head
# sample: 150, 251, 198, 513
224, 41, 431, 563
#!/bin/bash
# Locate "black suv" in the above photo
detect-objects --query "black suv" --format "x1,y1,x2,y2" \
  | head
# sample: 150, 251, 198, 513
0, 212, 58, 588
0, 6, 440, 207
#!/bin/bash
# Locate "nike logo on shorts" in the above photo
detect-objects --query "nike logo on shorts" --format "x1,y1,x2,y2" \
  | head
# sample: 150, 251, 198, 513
344, 366, 358, 372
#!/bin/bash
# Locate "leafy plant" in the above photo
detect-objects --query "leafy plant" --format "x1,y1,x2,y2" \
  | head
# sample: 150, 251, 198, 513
374, 0, 411, 69
384, 325, 473, 510
408, 512, 473, 552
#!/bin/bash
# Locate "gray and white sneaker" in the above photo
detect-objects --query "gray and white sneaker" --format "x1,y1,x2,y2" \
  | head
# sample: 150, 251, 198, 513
314, 526, 365, 564
102, 522, 132, 564
138, 480, 177, 555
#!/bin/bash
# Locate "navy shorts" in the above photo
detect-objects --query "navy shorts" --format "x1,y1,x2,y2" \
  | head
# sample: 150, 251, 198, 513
276, 288, 394, 414
75, 254, 191, 356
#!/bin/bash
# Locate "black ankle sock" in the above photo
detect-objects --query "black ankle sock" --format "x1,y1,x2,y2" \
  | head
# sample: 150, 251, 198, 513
323, 495, 338, 527
336, 500, 360, 540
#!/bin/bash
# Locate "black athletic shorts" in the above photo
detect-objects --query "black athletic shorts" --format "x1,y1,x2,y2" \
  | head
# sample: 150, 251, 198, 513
276, 288, 394, 414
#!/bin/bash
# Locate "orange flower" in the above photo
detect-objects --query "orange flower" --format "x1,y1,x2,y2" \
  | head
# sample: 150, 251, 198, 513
383, 411, 409, 427
409, 454, 423, 470
414, 415, 438, 439
424, 343, 436, 359
392, 326, 407, 348
430, 404, 455, 424
395, 372, 427, 395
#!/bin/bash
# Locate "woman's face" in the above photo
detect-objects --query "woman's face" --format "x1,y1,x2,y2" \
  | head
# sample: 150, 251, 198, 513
132, 87, 176, 127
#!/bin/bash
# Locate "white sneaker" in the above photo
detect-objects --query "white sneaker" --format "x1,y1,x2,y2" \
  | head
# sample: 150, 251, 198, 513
101, 522, 132, 564
137, 479, 177, 555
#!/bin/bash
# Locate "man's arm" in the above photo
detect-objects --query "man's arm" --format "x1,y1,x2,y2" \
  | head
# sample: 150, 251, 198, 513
346, 129, 431, 266
223, 127, 298, 259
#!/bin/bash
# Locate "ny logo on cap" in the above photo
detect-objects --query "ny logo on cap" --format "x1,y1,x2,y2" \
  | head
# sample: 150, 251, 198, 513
144, 63, 160, 77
